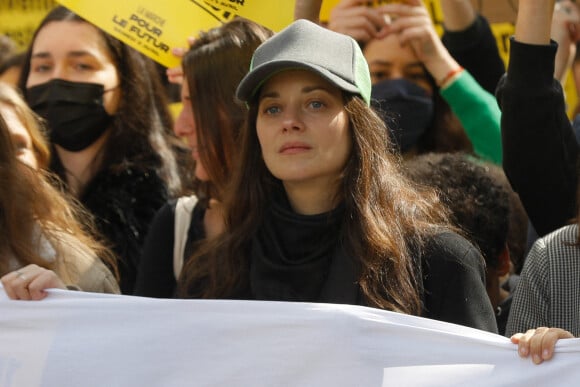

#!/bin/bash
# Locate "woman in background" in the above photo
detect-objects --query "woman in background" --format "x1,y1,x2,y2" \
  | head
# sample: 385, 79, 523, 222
135, 18, 273, 297
17, 6, 188, 294
0, 103, 119, 298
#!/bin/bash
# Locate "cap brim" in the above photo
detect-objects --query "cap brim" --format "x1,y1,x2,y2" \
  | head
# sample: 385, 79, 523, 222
236, 60, 362, 103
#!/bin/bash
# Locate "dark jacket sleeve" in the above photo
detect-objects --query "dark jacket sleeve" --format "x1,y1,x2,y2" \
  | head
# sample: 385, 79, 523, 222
496, 38, 579, 237
421, 232, 498, 334
442, 15, 505, 95
134, 201, 178, 298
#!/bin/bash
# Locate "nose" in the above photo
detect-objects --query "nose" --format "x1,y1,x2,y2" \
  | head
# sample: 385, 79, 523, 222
281, 105, 305, 133
50, 63, 67, 81
174, 108, 194, 138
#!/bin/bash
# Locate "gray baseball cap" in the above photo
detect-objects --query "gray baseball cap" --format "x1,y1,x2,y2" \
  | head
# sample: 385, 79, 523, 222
236, 19, 371, 105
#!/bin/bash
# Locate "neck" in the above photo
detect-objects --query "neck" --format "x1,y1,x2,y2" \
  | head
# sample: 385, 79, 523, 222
204, 199, 225, 239
55, 132, 110, 197
283, 178, 340, 215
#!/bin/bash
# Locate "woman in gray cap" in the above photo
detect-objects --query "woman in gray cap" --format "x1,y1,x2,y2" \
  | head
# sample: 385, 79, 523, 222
177, 19, 497, 334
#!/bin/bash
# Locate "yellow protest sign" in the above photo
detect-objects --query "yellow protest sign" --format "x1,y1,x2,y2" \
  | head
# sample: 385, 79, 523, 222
201, 0, 295, 32
56, 0, 233, 68
54, 0, 295, 68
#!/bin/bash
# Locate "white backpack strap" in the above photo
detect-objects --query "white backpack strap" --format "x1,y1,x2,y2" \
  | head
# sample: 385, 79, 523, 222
173, 195, 198, 279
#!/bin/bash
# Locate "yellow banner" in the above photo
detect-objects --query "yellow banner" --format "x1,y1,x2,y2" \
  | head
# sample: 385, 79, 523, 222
200, 0, 294, 31
56, 0, 233, 68
55, 0, 295, 69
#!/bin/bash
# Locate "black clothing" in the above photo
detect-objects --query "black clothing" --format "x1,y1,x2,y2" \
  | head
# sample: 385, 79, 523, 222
496, 38, 579, 237
134, 200, 205, 298
442, 15, 505, 95
81, 166, 168, 294
249, 198, 358, 304
142, 191, 497, 333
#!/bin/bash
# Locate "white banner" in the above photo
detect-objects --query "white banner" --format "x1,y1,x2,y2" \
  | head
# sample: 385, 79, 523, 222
1, 287, 579, 387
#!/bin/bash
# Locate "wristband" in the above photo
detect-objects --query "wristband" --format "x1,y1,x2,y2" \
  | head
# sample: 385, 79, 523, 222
438, 66, 464, 88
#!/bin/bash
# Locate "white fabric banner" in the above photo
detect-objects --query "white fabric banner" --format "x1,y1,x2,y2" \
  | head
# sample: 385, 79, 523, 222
1, 287, 579, 387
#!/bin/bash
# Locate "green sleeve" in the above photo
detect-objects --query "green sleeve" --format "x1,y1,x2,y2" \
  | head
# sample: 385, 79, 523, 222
440, 70, 502, 165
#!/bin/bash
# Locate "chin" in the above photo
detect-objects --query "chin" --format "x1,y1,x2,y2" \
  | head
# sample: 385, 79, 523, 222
195, 170, 210, 181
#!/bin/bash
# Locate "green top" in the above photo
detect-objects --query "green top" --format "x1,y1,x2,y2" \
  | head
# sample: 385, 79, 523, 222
440, 70, 502, 165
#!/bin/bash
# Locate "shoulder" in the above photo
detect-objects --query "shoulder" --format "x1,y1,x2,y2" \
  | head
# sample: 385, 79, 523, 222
419, 230, 486, 279
527, 224, 579, 264
422, 231, 484, 266
538, 223, 578, 246
76, 261, 121, 294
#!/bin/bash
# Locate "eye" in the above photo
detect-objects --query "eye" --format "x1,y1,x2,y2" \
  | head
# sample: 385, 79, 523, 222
262, 105, 281, 115
406, 72, 429, 82
308, 100, 325, 109
31, 63, 52, 73
74, 62, 94, 71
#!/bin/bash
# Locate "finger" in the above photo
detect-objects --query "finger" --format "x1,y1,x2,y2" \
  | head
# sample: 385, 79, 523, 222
330, 7, 388, 40
26, 270, 66, 300
346, 15, 387, 40
528, 327, 550, 364
334, 0, 375, 9
171, 47, 187, 58
569, 21, 580, 41
541, 328, 574, 361
510, 332, 524, 344
516, 329, 538, 358
0, 274, 18, 299
11, 274, 32, 300
166, 67, 184, 85
380, 2, 428, 18
385, 12, 432, 34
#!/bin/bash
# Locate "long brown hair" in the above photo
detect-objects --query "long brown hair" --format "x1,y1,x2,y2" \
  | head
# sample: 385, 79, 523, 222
178, 93, 453, 315
0, 112, 118, 282
182, 18, 273, 201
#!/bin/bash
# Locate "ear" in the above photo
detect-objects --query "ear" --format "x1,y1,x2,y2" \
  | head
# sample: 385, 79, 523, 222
495, 243, 511, 277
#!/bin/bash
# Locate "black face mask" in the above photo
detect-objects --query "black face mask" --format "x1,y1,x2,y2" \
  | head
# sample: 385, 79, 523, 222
26, 79, 114, 152
371, 78, 434, 153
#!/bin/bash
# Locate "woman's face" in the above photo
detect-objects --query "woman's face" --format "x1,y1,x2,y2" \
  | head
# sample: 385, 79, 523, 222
174, 81, 209, 181
26, 21, 121, 115
0, 104, 38, 169
256, 69, 351, 188
363, 34, 433, 95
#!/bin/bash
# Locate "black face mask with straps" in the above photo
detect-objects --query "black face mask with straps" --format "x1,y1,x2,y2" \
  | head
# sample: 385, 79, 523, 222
370, 78, 434, 153
26, 79, 114, 152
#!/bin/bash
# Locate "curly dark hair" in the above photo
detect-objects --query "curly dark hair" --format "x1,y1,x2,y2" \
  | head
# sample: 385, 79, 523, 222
404, 152, 509, 268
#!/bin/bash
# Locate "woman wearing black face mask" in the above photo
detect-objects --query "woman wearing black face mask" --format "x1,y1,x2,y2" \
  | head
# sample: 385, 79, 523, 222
18, 6, 189, 294
329, 0, 502, 165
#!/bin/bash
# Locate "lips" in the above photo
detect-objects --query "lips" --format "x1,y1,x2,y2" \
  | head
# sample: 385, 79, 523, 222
279, 141, 311, 154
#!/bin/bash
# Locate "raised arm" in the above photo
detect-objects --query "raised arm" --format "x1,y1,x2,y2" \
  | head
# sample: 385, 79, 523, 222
294, 0, 323, 23
496, 0, 579, 236
439, 0, 505, 94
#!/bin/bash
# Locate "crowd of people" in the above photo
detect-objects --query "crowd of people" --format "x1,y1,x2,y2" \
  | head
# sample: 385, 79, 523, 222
0, 0, 578, 366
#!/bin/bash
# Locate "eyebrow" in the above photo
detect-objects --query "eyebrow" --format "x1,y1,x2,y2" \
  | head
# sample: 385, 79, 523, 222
260, 84, 333, 100
369, 59, 424, 70
30, 50, 96, 60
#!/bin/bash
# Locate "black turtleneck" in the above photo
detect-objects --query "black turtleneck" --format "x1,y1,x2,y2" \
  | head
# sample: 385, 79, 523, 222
249, 190, 359, 304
